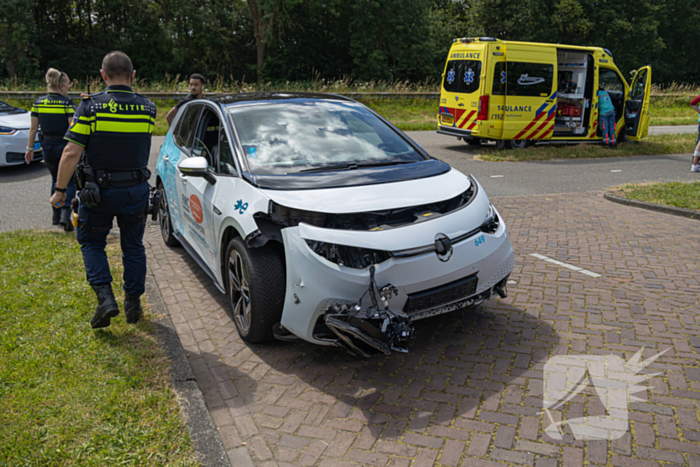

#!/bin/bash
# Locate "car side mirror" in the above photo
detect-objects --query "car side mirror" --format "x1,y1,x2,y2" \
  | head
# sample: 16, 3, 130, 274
178, 157, 216, 185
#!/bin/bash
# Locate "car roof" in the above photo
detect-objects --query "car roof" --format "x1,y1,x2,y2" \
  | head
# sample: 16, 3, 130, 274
208, 91, 356, 107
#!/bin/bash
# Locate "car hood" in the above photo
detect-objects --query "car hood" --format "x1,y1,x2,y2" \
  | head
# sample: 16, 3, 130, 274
0, 111, 31, 130
259, 168, 472, 213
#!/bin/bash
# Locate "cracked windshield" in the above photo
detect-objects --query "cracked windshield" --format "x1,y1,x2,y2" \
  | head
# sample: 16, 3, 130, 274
228, 101, 425, 175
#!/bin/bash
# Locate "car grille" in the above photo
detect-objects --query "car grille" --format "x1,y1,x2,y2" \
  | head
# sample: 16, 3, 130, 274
6, 151, 42, 163
403, 274, 478, 314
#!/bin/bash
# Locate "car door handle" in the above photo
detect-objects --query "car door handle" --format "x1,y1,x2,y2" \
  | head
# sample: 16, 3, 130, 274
162, 155, 169, 162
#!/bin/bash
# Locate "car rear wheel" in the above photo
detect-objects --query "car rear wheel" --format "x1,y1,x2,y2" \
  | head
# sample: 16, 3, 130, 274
226, 237, 285, 343
464, 137, 482, 146
158, 183, 180, 247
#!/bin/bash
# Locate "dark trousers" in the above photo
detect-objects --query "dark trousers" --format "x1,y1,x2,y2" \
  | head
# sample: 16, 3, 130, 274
77, 181, 149, 297
43, 139, 76, 212
601, 112, 617, 146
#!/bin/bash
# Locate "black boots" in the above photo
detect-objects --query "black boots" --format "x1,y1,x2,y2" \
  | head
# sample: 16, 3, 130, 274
90, 284, 120, 329
52, 209, 61, 225
124, 294, 143, 324
59, 209, 73, 232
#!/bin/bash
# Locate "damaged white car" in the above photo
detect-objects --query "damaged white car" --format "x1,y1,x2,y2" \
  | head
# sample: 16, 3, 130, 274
155, 92, 514, 356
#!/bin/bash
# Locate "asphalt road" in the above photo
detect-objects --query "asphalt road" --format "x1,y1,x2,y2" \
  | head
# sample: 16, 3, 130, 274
1, 126, 698, 232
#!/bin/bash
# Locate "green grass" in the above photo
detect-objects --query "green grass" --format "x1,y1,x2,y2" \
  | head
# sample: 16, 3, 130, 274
5, 92, 698, 137
0, 231, 198, 467
615, 181, 700, 210
475, 133, 697, 162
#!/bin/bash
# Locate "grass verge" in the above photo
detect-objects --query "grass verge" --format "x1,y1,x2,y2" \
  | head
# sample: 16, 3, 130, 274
4, 95, 698, 136
614, 181, 700, 211
474, 133, 697, 162
0, 230, 198, 467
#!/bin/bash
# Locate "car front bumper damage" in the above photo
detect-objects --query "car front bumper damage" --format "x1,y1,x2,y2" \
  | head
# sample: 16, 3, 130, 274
278, 202, 514, 356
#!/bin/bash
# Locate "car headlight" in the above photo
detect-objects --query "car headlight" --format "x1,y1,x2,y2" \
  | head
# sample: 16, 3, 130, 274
481, 204, 500, 234
0, 126, 18, 135
305, 240, 391, 269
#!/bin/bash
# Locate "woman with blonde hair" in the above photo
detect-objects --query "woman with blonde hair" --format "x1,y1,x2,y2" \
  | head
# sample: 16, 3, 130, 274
25, 68, 76, 230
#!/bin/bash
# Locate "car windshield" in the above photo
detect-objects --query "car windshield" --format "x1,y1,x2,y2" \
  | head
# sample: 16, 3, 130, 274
0, 100, 24, 115
227, 100, 425, 175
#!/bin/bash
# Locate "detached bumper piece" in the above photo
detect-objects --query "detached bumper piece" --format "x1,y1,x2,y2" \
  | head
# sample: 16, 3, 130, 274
323, 266, 415, 357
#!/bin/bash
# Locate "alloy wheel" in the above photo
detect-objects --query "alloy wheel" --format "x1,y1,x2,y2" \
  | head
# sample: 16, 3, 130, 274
228, 250, 252, 335
159, 188, 171, 243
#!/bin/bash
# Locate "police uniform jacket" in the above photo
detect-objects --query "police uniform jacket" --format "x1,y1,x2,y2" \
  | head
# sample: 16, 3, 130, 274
64, 85, 157, 171
31, 93, 75, 138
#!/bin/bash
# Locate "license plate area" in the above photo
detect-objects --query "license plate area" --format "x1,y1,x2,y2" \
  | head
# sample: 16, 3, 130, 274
404, 274, 478, 314
440, 113, 454, 125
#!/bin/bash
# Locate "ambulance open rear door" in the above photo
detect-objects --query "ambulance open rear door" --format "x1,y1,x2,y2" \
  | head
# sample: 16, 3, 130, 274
502, 44, 557, 145
624, 66, 651, 141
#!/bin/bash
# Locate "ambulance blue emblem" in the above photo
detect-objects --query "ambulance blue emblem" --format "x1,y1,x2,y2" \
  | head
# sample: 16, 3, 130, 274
447, 68, 455, 85
501, 71, 506, 84
464, 69, 475, 85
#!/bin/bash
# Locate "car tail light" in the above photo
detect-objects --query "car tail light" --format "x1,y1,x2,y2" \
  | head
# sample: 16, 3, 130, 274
477, 95, 489, 121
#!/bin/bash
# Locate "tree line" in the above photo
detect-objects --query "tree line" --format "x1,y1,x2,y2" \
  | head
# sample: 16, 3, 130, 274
1, 0, 698, 86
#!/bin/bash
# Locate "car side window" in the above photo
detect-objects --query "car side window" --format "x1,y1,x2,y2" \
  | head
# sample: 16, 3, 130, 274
174, 104, 204, 152
218, 130, 238, 175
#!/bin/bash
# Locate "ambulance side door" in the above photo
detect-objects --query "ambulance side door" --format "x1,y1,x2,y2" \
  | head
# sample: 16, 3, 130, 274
503, 45, 557, 142
625, 66, 652, 141
487, 49, 506, 139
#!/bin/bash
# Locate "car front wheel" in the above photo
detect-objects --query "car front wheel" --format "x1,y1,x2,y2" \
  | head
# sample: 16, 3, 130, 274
226, 237, 285, 343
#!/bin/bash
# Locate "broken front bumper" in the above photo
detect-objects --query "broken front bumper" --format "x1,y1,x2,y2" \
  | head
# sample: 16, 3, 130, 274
278, 199, 514, 349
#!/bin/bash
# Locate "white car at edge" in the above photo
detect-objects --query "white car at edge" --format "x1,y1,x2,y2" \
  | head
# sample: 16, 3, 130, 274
155, 92, 514, 357
0, 100, 43, 167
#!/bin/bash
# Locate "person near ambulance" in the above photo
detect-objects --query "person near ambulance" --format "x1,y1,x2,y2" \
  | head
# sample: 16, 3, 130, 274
689, 94, 700, 172
25, 68, 77, 230
50, 51, 156, 329
597, 85, 617, 148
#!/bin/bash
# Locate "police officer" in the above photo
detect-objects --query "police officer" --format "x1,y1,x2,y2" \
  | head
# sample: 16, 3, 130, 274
25, 68, 76, 230
50, 51, 156, 329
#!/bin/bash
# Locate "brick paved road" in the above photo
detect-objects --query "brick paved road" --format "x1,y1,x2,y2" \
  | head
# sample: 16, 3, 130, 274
145, 192, 700, 467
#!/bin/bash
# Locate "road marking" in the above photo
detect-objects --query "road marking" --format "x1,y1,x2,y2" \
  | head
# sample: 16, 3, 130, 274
610, 170, 622, 173
529, 253, 602, 278
491, 175, 504, 178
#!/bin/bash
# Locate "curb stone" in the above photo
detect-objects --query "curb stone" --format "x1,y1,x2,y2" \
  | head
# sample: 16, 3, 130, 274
604, 191, 700, 221
145, 273, 231, 467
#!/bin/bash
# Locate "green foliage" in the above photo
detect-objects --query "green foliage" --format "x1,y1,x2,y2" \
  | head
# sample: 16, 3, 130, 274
0, 0, 698, 85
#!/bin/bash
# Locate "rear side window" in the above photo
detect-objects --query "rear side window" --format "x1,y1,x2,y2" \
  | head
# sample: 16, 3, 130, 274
492, 62, 506, 96
443, 60, 482, 94
174, 104, 203, 151
506, 62, 554, 97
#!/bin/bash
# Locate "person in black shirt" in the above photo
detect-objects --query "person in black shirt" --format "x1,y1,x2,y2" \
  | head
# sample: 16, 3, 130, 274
165, 73, 205, 126
50, 51, 156, 329
25, 68, 76, 230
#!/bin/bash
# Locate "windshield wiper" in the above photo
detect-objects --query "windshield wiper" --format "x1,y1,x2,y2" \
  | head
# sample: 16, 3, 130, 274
298, 160, 413, 173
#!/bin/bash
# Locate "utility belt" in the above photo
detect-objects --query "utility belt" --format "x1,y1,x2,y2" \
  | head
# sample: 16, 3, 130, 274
76, 165, 151, 190
42, 134, 65, 141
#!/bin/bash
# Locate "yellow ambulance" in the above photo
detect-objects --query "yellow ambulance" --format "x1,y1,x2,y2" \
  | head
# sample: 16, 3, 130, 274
437, 37, 651, 149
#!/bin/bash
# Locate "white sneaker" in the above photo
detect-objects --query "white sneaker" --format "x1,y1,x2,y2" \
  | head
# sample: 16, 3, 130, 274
692, 165, 700, 172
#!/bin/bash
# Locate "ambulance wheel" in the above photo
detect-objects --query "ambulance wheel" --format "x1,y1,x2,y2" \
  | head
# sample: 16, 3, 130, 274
464, 137, 482, 146
226, 237, 286, 343
158, 182, 180, 247
504, 139, 529, 150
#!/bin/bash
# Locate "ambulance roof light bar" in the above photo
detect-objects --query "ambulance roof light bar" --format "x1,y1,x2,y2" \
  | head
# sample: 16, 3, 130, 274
452, 37, 499, 43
